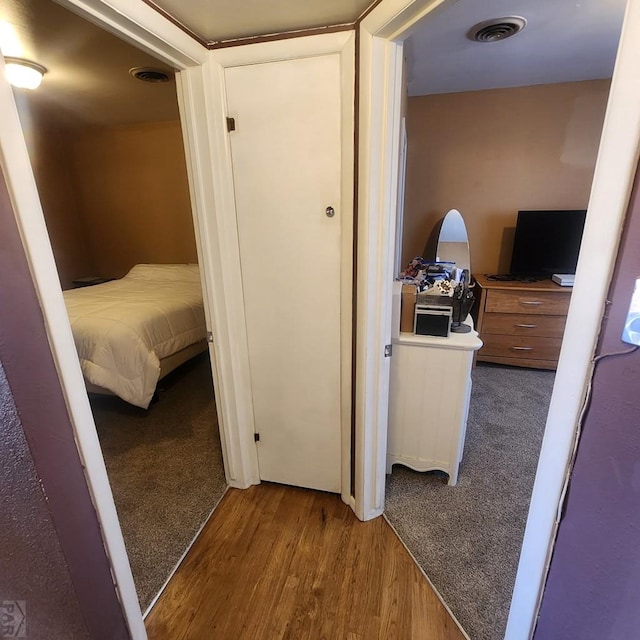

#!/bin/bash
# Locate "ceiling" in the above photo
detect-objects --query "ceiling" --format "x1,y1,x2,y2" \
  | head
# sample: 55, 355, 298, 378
0, 0, 629, 128
149, 0, 373, 43
0, 0, 180, 127
405, 0, 627, 96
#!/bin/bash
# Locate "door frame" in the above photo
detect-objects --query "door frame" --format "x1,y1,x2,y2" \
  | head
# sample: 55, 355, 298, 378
358, 0, 640, 637
0, 3, 207, 639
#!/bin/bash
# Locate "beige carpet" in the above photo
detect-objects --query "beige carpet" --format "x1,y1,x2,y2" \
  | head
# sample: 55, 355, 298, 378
90, 352, 227, 611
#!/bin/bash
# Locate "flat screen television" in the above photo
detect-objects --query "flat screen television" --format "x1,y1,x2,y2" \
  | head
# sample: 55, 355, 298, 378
509, 209, 587, 277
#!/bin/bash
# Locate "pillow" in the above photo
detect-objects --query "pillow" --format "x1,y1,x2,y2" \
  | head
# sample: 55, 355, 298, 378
125, 264, 200, 283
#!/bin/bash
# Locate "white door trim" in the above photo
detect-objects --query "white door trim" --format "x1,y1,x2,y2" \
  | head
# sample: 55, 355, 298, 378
176, 65, 261, 489
353, 29, 405, 520
58, 0, 206, 67
203, 31, 355, 505
355, 1, 454, 522
359, 0, 640, 638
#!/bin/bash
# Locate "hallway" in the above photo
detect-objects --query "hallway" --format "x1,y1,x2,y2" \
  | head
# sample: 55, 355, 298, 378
145, 483, 466, 639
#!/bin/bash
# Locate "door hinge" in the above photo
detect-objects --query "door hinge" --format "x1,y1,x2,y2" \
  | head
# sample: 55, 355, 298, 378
206, 331, 214, 343
226, 117, 236, 132
384, 344, 393, 357
254, 433, 260, 442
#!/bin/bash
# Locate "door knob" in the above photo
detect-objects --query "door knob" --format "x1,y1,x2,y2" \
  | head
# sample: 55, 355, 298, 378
325, 206, 335, 218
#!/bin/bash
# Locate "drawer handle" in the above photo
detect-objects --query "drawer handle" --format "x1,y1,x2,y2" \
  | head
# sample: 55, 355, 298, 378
512, 346, 533, 351
520, 300, 543, 306
515, 323, 537, 328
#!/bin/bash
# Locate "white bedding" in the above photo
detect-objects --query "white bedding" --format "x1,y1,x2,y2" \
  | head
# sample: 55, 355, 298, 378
64, 264, 206, 409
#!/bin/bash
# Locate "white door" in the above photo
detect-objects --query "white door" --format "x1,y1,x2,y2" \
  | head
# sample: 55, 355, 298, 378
225, 55, 343, 493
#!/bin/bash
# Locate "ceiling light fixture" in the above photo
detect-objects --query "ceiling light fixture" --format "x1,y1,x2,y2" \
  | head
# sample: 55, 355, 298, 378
467, 17, 527, 43
3, 56, 47, 89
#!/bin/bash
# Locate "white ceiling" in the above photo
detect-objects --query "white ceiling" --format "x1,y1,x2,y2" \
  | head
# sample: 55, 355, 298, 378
150, 0, 372, 43
405, 0, 627, 96
0, 0, 629, 128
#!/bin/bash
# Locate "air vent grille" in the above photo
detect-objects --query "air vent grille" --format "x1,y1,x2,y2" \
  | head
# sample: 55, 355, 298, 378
129, 67, 172, 83
468, 17, 527, 43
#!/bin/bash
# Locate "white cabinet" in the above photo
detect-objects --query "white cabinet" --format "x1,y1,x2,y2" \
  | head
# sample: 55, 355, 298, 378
387, 284, 482, 486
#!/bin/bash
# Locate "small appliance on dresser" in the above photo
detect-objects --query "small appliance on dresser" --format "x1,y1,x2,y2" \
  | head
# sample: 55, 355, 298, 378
413, 300, 453, 337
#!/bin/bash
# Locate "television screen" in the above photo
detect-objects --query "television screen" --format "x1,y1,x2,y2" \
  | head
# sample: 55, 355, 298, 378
509, 210, 587, 276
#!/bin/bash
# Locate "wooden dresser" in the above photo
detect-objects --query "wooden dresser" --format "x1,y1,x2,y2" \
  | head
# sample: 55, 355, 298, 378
473, 275, 572, 370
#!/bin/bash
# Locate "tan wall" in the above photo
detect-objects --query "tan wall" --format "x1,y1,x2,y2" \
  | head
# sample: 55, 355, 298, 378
72, 121, 197, 279
19, 110, 96, 289
402, 80, 611, 275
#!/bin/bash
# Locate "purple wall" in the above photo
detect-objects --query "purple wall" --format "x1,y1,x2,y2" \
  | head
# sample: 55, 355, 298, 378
1, 363, 89, 639
534, 168, 640, 639
0, 167, 130, 639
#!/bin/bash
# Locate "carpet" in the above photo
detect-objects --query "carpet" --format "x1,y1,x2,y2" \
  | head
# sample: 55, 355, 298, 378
90, 352, 227, 612
385, 363, 555, 640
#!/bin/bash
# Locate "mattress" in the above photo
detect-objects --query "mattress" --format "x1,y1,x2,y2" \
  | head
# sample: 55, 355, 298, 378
64, 263, 206, 409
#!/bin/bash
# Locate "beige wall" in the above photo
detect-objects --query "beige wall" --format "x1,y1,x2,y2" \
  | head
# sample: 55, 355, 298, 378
71, 121, 197, 279
19, 109, 96, 289
402, 80, 611, 275
18, 109, 196, 286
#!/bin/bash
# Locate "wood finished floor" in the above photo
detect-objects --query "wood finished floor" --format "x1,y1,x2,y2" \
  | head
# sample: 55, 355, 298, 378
145, 484, 465, 640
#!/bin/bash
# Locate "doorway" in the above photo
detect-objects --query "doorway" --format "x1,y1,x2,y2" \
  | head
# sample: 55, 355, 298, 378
359, 0, 639, 638
385, 6, 623, 635
1, 0, 226, 615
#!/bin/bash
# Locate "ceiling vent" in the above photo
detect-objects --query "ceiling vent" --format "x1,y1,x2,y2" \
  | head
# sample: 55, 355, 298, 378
129, 67, 173, 83
467, 17, 527, 43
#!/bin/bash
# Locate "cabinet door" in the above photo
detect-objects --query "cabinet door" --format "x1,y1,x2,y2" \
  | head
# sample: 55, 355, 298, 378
387, 343, 472, 485
225, 55, 343, 493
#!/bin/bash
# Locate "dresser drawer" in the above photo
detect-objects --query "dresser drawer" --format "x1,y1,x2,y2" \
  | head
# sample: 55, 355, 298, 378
481, 313, 567, 338
485, 289, 570, 316
480, 334, 563, 361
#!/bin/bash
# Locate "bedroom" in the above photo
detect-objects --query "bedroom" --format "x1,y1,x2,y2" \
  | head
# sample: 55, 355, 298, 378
2, 0, 226, 612
383, 1, 625, 638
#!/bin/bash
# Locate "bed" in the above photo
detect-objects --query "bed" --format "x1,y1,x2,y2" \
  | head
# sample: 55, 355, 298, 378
63, 263, 208, 409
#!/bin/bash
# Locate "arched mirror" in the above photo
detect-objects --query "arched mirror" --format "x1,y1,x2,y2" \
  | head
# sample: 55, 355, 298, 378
422, 209, 470, 274
421, 209, 474, 333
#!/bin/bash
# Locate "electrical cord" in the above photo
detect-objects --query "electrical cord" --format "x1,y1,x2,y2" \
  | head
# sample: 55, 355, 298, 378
557, 343, 639, 524
592, 344, 639, 363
